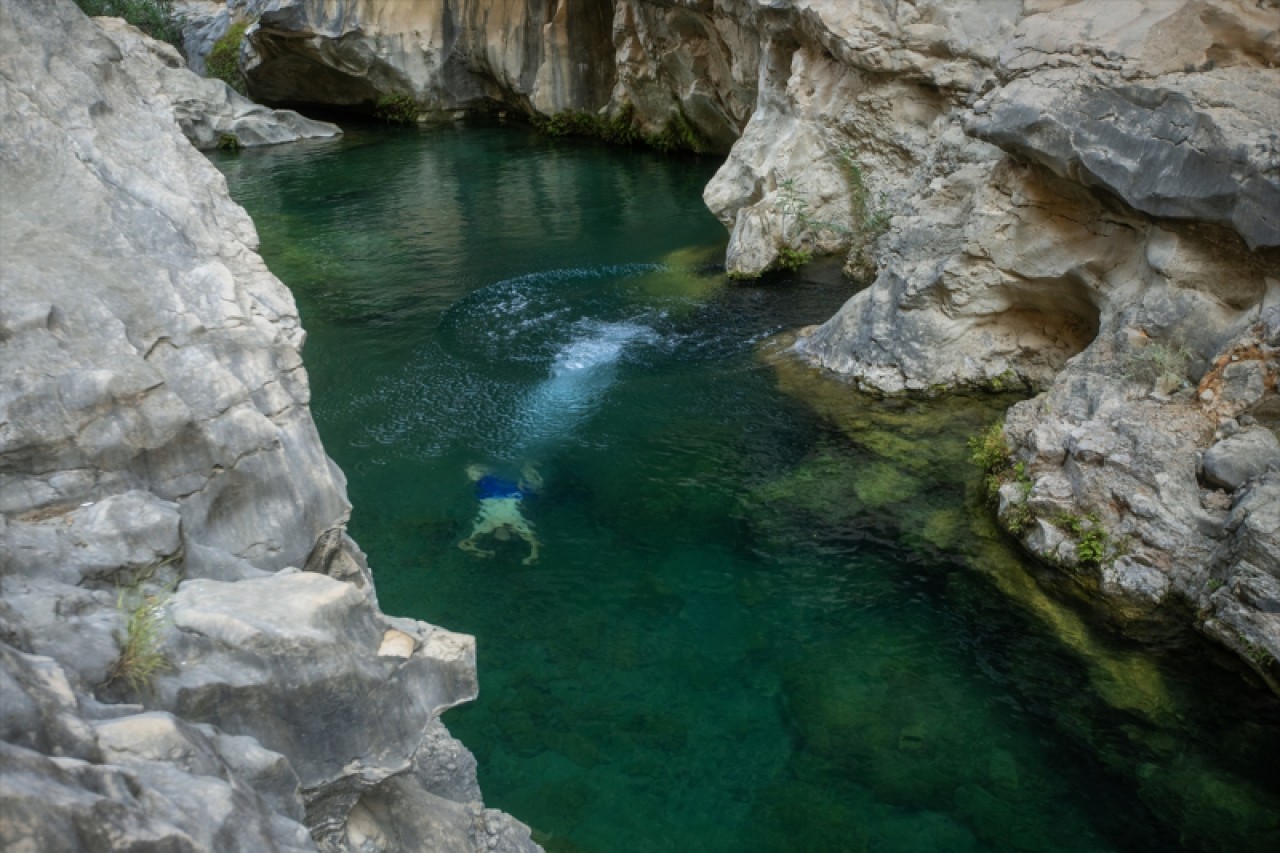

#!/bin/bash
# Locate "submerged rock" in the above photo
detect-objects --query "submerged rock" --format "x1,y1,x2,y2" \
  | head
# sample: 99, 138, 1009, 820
0, 0, 536, 849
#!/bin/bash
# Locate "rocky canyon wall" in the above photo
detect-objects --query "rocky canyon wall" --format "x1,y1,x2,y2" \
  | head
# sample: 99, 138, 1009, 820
782, 0, 1280, 692
0, 1, 539, 849
183, 0, 1280, 688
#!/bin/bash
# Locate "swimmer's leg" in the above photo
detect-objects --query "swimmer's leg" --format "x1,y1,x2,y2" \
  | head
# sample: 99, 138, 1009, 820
458, 516, 497, 558
516, 522, 541, 565
458, 537, 494, 558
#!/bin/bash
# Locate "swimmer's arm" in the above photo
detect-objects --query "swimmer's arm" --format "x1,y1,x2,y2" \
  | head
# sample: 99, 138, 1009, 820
519, 463, 544, 492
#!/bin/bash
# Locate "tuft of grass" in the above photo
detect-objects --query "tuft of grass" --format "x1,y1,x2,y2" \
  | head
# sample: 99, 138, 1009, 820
206, 19, 250, 94
375, 93, 419, 125
74, 0, 182, 47
1238, 635, 1273, 669
104, 585, 171, 693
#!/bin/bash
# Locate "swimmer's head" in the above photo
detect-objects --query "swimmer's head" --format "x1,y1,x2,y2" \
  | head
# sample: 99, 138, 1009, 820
466, 464, 486, 482
494, 525, 512, 541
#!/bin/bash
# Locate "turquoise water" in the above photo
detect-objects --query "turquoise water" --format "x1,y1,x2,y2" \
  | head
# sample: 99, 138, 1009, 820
213, 126, 1280, 853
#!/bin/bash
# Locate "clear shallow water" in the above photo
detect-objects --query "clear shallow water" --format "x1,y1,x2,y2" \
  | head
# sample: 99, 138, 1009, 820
213, 126, 1280, 853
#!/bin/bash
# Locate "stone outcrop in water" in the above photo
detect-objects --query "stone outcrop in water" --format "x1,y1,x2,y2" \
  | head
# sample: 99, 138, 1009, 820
0, 1, 538, 849
781, 0, 1280, 692
99, 10, 342, 150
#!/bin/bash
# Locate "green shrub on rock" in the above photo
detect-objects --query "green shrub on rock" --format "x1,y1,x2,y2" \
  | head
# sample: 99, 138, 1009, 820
207, 20, 250, 94
375, 94, 420, 125
969, 419, 1011, 489
74, 0, 181, 47
774, 246, 812, 272
1124, 341, 1193, 392
534, 102, 702, 153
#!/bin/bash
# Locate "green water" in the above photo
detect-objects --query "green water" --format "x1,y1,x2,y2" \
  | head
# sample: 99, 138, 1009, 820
213, 126, 1280, 853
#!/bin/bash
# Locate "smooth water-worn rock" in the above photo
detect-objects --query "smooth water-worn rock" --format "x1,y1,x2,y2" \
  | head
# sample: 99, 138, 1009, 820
219, 0, 615, 120
96, 13, 341, 150
0, 1, 536, 849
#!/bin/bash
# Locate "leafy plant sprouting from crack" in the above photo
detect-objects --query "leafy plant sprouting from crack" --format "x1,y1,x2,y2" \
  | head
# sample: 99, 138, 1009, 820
207, 19, 252, 95
969, 419, 1035, 534
771, 144, 890, 274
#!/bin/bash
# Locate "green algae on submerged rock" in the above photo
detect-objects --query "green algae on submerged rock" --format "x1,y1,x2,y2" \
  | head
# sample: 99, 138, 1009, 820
850, 460, 922, 509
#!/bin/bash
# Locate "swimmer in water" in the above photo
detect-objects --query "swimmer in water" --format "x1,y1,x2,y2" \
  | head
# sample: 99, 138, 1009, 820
458, 464, 542, 565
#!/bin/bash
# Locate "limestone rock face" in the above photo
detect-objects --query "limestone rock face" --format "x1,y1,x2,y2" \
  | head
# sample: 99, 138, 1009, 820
969, 67, 1280, 250
97, 13, 342, 150
188, 0, 757, 151
0, 0, 537, 849
765, 0, 1280, 687
225, 0, 616, 119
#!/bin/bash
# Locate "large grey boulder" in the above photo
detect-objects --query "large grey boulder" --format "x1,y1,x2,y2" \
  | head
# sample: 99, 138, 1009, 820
0, 0, 537, 849
968, 69, 1280, 250
0, 644, 316, 852
1203, 427, 1280, 490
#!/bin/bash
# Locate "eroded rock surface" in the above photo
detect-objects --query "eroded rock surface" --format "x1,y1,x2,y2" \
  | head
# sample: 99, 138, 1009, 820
0, 0, 537, 849
211, 0, 617, 120
98, 12, 341, 150
774, 0, 1280, 689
